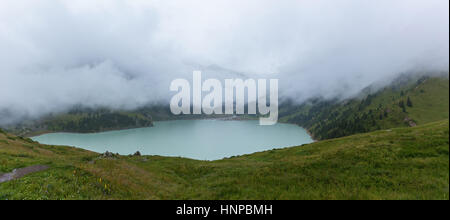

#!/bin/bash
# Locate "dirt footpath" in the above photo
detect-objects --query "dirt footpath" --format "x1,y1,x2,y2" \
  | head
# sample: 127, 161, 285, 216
0, 165, 49, 183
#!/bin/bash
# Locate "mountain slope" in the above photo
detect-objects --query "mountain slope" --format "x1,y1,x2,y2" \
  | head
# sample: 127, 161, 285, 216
1, 119, 448, 200
4, 108, 154, 137
280, 75, 449, 140
4, 105, 227, 137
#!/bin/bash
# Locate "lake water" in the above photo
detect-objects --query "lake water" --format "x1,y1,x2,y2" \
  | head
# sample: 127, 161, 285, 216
32, 120, 313, 160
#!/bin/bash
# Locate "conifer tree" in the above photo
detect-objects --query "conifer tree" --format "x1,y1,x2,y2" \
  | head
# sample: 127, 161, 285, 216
407, 97, 413, 107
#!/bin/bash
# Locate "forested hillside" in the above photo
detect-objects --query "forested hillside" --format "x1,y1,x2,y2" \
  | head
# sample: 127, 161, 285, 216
3, 74, 448, 139
5, 108, 154, 136
279, 75, 449, 140
3, 105, 224, 136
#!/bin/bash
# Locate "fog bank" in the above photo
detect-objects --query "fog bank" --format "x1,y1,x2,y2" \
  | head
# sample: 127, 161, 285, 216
0, 0, 448, 124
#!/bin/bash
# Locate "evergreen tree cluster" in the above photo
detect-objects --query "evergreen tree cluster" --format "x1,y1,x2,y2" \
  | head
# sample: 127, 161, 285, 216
46, 111, 153, 133
285, 96, 388, 140
283, 82, 419, 140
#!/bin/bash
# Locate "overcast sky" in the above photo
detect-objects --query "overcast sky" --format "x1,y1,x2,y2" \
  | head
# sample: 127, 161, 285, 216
0, 0, 448, 124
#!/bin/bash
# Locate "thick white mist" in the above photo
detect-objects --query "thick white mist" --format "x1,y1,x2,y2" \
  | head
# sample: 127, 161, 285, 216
0, 0, 448, 124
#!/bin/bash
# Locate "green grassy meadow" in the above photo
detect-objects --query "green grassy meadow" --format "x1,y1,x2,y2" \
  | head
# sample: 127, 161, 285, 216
1, 119, 448, 200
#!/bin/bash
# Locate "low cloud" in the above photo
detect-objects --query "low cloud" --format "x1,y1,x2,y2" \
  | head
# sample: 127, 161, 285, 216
0, 0, 448, 124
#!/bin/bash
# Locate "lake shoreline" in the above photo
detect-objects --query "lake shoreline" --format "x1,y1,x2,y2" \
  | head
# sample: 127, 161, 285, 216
31, 119, 314, 160
29, 116, 316, 142
26, 115, 247, 138
29, 116, 318, 143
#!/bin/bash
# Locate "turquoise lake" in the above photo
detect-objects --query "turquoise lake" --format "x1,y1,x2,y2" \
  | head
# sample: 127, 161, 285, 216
32, 120, 313, 160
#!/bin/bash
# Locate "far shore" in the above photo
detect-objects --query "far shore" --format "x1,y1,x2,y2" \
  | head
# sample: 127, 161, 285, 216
25, 115, 316, 142
26, 115, 252, 137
